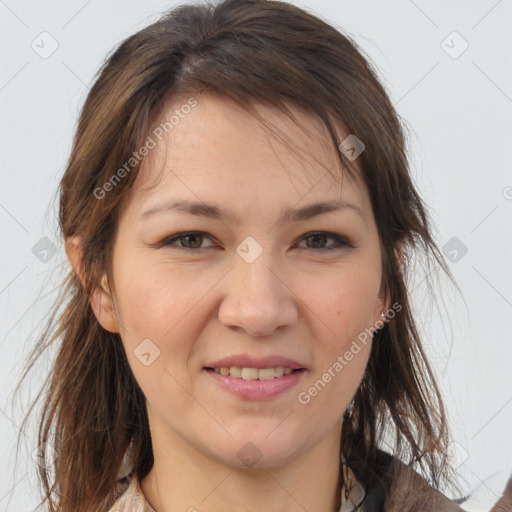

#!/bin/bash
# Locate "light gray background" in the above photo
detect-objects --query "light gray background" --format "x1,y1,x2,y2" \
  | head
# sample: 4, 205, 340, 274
1, 1, 511, 510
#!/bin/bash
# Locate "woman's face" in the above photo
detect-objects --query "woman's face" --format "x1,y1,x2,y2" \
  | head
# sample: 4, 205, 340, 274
97, 94, 387, 469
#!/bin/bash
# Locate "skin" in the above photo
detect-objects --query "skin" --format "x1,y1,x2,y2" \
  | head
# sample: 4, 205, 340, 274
66, 93, 389, 512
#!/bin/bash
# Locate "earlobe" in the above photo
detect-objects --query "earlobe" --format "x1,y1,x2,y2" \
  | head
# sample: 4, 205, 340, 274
375, 300, 389, 328
373, 286, 390, 329
64, 235, 120, 334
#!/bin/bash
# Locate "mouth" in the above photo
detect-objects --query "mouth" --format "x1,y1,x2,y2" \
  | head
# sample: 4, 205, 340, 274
204, 366, 306, 380
203, 365, 307, 400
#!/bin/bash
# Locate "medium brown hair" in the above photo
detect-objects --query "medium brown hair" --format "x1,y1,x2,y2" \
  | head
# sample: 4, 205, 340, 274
15, 0, 466, 510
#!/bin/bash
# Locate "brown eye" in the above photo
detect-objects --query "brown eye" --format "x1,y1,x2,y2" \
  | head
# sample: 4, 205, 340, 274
178, 233, 203, 249
298, 232, 353, 251
159, 232, 216, 250
304, 233, 328, 249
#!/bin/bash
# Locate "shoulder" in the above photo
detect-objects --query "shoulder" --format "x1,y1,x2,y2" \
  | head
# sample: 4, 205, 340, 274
489, 473, 512, 512
359, 450, 466, 512
387, 457, 465, 511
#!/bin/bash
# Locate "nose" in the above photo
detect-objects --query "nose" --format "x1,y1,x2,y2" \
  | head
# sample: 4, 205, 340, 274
217, 250, 298, 337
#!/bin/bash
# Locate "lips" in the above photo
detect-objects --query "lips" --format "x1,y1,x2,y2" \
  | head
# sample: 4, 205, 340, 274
205, 354, 306, 370
204, 365, 307, 399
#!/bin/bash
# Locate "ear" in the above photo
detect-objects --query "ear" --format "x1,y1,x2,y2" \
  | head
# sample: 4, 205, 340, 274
65, 235, 120, 334
372, 240, 406, 327
373, 288, 389, 329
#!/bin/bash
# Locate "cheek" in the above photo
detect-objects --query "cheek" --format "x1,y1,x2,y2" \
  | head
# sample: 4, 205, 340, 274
305, 264, 381, 339
114, 263, 204, 408
113, 257, 217, 378
113, 256, 201, 334
116, 279, 172, 338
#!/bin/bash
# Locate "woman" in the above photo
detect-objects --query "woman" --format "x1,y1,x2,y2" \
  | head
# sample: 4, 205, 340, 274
16, 0, 503, 510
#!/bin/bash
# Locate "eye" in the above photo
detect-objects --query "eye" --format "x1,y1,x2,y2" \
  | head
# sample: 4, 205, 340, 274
297, 231, 354, 251
159, 231, 216, 250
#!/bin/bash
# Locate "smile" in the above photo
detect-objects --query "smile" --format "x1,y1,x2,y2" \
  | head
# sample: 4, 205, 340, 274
206, 366, 300, 380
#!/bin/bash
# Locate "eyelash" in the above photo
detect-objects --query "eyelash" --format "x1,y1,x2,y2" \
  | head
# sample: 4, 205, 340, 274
156, 231, 355, 252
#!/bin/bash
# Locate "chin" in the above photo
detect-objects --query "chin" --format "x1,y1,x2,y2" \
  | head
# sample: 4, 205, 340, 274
203, 431, 306, 470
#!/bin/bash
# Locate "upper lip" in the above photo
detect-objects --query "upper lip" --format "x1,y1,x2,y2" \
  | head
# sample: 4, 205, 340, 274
205, 354, 306, 370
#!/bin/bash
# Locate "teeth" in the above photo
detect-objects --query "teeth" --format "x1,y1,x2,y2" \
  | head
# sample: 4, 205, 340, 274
212, 366, 298, 379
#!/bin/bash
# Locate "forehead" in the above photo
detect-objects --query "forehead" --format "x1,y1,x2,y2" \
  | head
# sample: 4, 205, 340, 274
125, 93, 369, 218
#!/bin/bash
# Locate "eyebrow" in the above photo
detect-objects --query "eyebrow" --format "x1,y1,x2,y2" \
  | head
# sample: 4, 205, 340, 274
139, 199, 366, 225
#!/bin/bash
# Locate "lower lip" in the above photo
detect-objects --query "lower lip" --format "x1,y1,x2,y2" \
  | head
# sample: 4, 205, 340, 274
204, 368, 307, 400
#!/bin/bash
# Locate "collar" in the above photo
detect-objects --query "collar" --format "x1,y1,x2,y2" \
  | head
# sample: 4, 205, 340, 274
339, 451, 366, 511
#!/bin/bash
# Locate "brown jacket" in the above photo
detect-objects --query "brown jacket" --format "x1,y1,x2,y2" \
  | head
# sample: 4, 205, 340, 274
489, 475, 512, 512
359, 451, 512, 511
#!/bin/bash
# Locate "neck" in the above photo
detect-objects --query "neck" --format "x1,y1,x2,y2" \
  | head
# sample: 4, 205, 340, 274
140, 419, 343, 512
